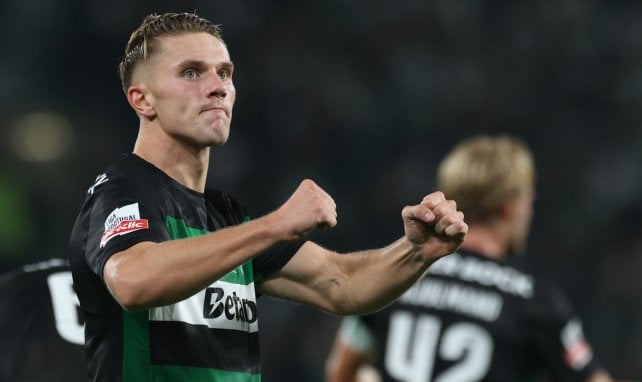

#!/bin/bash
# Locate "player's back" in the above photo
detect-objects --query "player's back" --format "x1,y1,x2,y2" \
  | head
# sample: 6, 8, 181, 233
361, 250, 602, 381
0, 258, 86, 381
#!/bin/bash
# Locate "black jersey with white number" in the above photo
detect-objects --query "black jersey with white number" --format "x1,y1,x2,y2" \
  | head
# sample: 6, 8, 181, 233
0, 259, 86, 382
69, 153, 302, 382
359, 250, 602, 382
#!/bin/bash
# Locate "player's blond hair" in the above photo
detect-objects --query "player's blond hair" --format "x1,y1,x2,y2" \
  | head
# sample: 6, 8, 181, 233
117, 12, 224, 93
437, 135, 535, 224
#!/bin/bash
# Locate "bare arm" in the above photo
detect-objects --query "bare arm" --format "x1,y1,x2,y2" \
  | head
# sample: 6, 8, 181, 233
104, 179, 337, 311
258, 191, 467, 315
104, 216, 283, 311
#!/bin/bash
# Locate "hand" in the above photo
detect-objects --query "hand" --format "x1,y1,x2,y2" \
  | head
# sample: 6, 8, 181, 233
270, 179, 338, 240
402, 191, 467, 262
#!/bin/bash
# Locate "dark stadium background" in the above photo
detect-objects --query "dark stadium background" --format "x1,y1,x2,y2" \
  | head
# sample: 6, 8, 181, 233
1, 0, 641, 380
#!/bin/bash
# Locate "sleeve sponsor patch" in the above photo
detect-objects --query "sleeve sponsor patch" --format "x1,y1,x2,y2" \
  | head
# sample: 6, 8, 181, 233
560, 318, 593, 370
100, 202, 149, 248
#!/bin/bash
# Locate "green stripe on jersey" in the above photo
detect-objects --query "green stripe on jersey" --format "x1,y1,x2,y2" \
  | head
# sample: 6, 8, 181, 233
151, 365, 260, 382
220, 260, 255, 285
123, 310, 152, 382
166, 215, 209, 239
164, 215, 255, 285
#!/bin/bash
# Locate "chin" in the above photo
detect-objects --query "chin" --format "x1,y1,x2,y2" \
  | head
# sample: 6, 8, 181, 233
210, 134, 229, 147
210, 125, 230, 145
207, 135, 229, 148
200, 127, 230, 147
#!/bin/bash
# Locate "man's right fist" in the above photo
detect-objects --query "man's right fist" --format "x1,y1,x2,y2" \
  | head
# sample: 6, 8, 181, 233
271, 179, 337, 241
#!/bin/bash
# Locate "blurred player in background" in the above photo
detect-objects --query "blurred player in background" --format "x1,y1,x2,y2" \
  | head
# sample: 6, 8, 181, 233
325, 135, 614, 382
69, 12, 467, 381
0, 258, 85, 381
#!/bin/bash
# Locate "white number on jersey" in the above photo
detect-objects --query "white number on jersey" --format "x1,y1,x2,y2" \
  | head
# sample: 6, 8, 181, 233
384, 311, 493, 382
47, 271, 84, 345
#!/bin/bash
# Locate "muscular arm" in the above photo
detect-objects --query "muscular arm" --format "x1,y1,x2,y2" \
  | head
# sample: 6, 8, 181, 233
104, 179, 337, 311
259, 239, 426, 315
105, 181, 466, 314
258, 192, 467, 315
104, 214, 286, 311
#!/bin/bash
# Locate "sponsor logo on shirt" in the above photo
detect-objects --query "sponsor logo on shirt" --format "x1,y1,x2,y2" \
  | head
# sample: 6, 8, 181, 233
149, 279, 259, 332
204, 287, 257, 324
100, 203, 149, 248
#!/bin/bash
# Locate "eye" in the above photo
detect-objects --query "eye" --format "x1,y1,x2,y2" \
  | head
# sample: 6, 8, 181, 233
183, 69, 199, 79
218, 69, 230, 80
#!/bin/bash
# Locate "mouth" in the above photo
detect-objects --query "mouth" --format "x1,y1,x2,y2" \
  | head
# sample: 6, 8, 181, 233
200, 107, 228, 116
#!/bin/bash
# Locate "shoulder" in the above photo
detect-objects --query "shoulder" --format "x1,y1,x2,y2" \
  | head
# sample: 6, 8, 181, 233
0, 258, 71, 304
88, 154, 164, 196
81, 154, 172, 214
0, 259, 67, 285
72, 155, 170, 231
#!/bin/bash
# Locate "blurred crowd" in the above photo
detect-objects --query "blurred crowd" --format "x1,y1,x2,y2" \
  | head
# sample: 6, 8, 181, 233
0, 0, 640, 380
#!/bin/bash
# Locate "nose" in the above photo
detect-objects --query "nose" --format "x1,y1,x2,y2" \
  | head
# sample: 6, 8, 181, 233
206, 73, 227, 98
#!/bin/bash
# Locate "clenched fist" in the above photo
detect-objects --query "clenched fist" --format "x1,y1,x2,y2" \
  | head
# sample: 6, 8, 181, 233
270, 179, 338, 241
402, 191, 467, 262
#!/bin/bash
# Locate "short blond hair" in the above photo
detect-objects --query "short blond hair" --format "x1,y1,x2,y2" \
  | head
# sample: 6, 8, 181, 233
437, 135, 535, 223
117, 12, 224, 93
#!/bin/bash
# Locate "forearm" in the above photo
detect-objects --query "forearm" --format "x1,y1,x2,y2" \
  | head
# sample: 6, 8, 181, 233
260, 190, 466, 314
335, 237, 433, 315
334, 192, 465, 314
104, 213, 284, 311
259, 238, 438, 315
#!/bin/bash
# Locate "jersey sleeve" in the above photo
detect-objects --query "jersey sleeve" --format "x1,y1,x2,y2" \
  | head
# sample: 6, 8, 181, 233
84, 176, 170, 280
252, 240, 304, 280
526, 282, 603, 380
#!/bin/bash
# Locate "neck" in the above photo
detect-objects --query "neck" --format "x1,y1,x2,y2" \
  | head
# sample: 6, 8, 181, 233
459, 222, 510, 260
133, 126, 210, 193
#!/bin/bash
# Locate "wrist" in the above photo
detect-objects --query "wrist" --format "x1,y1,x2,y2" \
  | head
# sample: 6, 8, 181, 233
399, 236, 438, 266
260, 210, 296, 242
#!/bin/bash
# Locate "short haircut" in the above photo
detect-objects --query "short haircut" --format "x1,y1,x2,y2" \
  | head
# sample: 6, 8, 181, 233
117, 12, 224, 93
437, 135, 536, 223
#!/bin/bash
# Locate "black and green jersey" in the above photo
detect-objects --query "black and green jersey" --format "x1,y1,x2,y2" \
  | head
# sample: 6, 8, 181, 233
69, 154, 301, 382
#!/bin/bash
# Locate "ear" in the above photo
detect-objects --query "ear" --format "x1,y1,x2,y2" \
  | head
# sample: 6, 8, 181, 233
127, 85, 156, 118
499, 199, 515, 220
